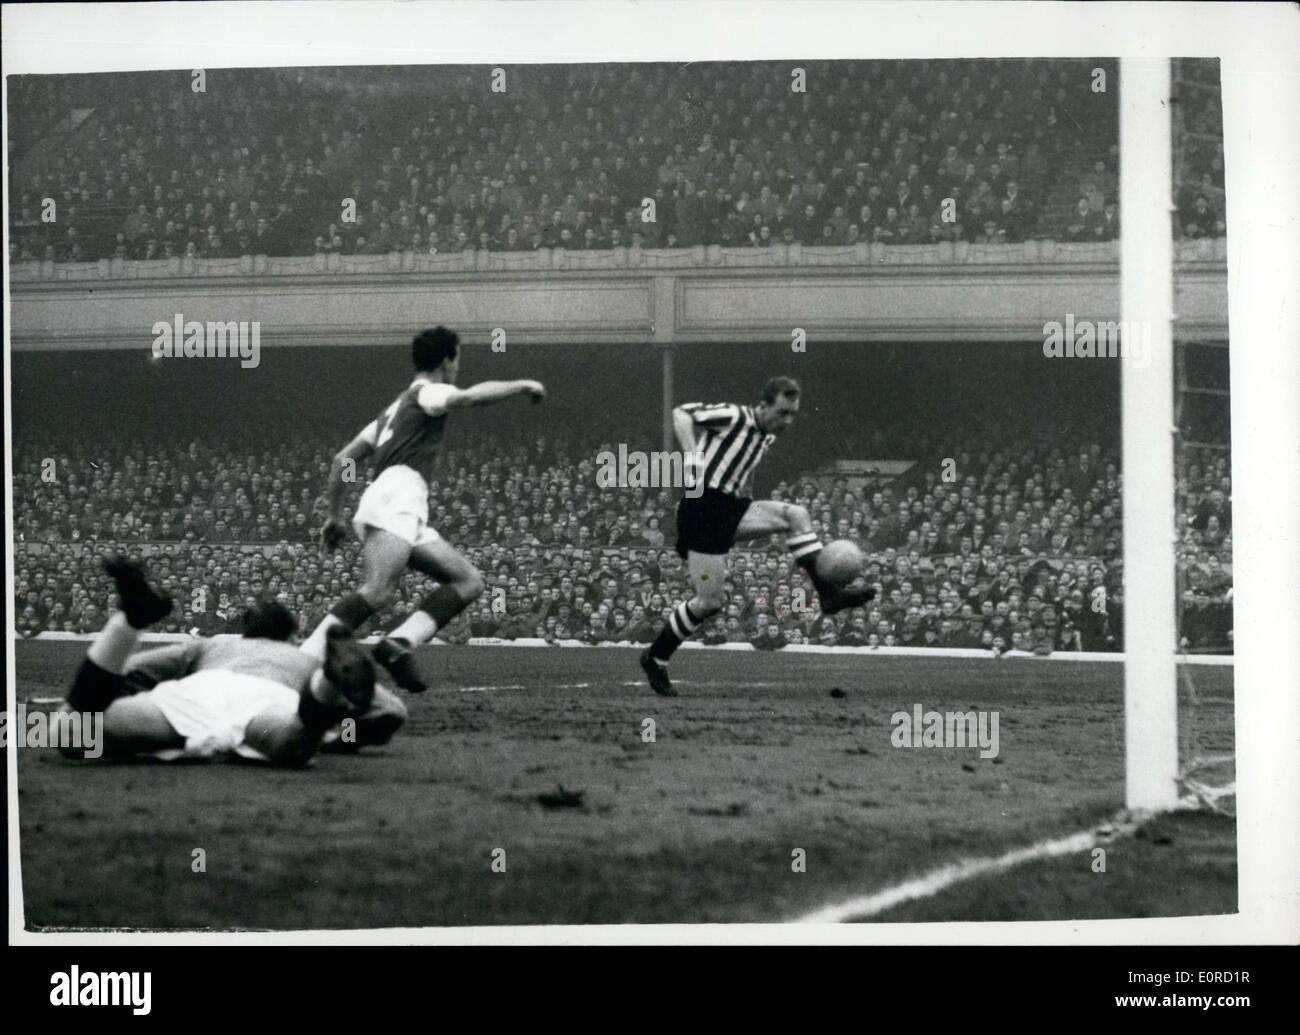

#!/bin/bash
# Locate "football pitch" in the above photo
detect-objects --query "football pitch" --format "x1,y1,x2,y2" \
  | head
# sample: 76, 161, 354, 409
14, 640, 1236, 929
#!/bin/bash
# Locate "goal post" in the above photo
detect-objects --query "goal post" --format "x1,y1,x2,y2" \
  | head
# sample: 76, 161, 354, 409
1120, 58, 1180, 812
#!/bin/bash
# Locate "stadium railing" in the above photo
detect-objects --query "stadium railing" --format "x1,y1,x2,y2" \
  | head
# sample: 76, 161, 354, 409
8, 238, 1228, 283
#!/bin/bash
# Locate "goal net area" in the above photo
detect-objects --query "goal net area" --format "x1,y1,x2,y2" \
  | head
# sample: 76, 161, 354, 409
1178, 658, 1235, 815
1172, 61, 1234, 818
1175, 339, 1233, 815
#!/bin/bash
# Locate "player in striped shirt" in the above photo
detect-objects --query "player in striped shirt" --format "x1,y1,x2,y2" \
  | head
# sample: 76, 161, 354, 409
639, 376, 874, 696
303, 326, 545, 691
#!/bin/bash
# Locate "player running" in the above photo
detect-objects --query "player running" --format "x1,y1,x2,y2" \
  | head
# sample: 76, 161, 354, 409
59, 557, 401, 766
304, 326, 545, 691
639, 376, 875, 696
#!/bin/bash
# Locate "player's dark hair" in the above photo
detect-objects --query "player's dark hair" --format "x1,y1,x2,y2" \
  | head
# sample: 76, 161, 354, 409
412, 326, 459, 372
242, 600, 297, 641
761, 376, 801, 404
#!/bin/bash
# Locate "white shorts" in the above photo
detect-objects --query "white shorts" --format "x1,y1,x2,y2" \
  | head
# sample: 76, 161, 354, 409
352, 465, 442, 547
144, 670, 301, 762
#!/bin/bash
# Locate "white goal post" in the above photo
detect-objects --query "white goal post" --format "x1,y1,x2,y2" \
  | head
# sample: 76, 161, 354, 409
1120, 58, 1180, 811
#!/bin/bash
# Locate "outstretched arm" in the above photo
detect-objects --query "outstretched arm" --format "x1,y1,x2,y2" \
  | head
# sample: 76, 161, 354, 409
435, 379, 546, 409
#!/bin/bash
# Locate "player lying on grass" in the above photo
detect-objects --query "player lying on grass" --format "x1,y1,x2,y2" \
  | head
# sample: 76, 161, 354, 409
640, 376, 875, 697
305, 326, 546, 692
59, 557, 404, 766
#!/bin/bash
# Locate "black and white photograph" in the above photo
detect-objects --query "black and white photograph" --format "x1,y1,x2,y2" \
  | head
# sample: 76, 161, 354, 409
3, 0, 1296, 973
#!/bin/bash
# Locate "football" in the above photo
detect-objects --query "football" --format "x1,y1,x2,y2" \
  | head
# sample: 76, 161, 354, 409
816, 539, 865, 586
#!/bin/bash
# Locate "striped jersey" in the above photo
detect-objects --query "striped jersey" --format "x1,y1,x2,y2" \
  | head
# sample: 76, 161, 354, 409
679, 401, 777, 497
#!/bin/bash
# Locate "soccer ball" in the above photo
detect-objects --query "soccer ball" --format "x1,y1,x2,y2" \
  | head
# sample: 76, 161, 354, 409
816, 539, 865, 586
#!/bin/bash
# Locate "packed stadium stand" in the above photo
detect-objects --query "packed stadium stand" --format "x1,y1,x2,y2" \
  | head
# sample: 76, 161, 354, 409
1172, 59, 1227, 240
12, 343, 1232, 654
8, 59, 1148, 262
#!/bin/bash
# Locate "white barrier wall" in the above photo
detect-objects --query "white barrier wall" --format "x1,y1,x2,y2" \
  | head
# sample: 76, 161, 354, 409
9, 240, 1228, 350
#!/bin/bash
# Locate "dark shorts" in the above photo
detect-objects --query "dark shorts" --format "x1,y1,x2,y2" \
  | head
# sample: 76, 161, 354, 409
675, 490, 752, 559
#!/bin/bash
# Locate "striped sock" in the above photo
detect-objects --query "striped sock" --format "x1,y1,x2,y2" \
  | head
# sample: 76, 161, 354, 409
649, 601, 704, 662
787, 532, 824, 576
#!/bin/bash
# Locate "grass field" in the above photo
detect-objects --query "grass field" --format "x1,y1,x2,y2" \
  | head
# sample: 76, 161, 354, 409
13, 640, 1236, 929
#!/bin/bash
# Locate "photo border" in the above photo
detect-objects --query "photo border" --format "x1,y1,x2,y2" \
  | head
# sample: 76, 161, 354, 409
4, 0, 1297, 947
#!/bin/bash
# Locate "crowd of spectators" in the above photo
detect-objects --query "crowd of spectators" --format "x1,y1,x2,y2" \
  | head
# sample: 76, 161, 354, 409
1061, 159, 1121, 243
1174, 64, 1228, 240
9, 59, 1131, 263
13, 426, 1232, 654
1176, 445, 1234, 652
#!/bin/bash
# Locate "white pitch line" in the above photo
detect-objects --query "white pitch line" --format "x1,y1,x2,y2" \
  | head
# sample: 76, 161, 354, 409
455, 685, 526, 692
31, 633, 1236, 666
455, 681, 784, 689
791, 812, 1142, 924
454, 683, 593, 692
618, 680, 783, 688
452, 680, 780, 691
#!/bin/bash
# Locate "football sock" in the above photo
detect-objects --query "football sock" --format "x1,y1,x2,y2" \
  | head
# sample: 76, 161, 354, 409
421, 585, 467, 625
649, 601, 704, 662
387, 612, 435, 645
331, 592, 378, 629
86, 612, 142, 674
302, 615, 343, 662
302, 593, 379, 661
787, 533, 825, 581
388, 585, 465, 646
67, 659, 130, 712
